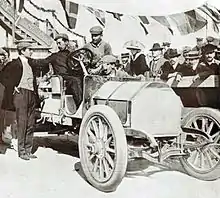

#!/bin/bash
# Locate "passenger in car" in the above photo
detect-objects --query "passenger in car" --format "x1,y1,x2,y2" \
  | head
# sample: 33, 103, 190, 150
93, 55, 129, 78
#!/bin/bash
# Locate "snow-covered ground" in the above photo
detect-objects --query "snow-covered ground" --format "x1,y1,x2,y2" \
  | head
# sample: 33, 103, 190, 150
0, 136, 219, 198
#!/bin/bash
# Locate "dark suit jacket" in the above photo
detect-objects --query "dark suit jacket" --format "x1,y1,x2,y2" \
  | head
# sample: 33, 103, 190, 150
128, 54, 149, 76
0, 58, 38, 111
196, 60, 220, 79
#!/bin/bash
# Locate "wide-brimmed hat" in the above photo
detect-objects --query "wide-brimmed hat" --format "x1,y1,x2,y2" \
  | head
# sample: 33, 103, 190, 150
202, 43, 217, 54
55, 33, 69, 41
150, 43, 163, 51
165, 48, 181, 59
185, 50, 201, 59
124, 40, 145, 50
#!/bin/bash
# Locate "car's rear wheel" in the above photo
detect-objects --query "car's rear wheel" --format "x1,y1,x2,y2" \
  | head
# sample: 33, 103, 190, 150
180, 107, 220, 180
79, 105, 127, 192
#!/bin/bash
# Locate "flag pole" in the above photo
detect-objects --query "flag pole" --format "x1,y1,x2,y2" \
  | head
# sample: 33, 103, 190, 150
12, 0, 16, 44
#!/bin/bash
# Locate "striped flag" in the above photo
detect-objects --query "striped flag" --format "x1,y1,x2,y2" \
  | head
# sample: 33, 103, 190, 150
169, 10, 207, 35
107, 11, 123, 21
139, 16, 149, 24
60, 0, 79, 29
199, 4, 220, 32
151, 16, 174, 35
86, 6, 106, 27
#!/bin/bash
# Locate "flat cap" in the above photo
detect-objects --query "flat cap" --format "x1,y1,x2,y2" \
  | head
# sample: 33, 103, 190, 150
54, 33, 69, 41
16, 39, 34, 50
162, 42, 171, 47
101, 55, 117, 63
90, 26, 103, 35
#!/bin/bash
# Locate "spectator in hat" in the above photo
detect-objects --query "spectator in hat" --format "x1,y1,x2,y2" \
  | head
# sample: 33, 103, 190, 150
0, 48, 7, 71
84, 26, 112, 66
0, 47, 15, 146
195, 43, 220, 80
176, 50, 201, 77
162, 42, 171, 53
149, 43, 166, 78
215, 44, 220, 61
160, 48, 181, 81
206, 36, 215, 44
29, 33, 84, 108
194, 43, 220, 107
173, 50, 201, 107
126, 40, 150, 76
0, 39, 38, 160
192, 37, 204, 53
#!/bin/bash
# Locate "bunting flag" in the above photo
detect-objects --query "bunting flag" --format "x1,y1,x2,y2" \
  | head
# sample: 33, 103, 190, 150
107, 11, 123, 21
139, 16, 149, 24
60, 0, 79, 29
199, 4, 220, 32
151, 16, 174, 35
139, 21, 148, 35
169, 10, 207, 35
86, 6, 106, 27
17, 0, 24, 12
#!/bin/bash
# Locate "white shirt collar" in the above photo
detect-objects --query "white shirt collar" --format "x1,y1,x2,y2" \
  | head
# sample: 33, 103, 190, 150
19, 55, 28, 63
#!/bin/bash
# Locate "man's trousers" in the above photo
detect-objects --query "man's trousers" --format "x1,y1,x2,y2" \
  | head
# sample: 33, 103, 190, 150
13, 88, 35, 156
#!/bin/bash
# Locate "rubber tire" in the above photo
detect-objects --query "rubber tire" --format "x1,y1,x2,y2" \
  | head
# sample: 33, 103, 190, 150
180, 107, 220, 180
79, 105, 128, 192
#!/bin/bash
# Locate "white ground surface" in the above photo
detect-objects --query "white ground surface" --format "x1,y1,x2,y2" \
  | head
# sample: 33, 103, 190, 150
0, 138, 220, 198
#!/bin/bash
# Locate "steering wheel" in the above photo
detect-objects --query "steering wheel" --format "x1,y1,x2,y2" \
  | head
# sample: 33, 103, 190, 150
67, 48, 94, 74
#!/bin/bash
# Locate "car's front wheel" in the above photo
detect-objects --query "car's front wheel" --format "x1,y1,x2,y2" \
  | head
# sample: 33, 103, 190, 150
79, 105, 127, 192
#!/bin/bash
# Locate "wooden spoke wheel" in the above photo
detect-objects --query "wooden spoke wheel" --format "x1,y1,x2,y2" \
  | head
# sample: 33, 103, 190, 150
79, 105, 127, 192
180, 108, 220, 180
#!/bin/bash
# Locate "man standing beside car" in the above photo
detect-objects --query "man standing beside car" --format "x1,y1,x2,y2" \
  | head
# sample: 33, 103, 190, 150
0, 39, 38, 160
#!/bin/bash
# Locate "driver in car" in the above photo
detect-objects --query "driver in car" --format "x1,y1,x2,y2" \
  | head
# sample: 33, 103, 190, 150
29, 33, 83, 108
84, 26, 112, 74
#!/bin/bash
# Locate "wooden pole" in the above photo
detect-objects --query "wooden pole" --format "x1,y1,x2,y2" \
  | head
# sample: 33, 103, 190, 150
12, 0, 16, 44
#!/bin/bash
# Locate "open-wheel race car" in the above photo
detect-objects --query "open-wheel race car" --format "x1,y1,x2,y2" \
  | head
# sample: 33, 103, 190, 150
36, 48, 220, 192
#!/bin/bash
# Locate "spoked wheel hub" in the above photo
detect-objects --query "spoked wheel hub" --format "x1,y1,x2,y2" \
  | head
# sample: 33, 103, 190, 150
180, 108, 220, 180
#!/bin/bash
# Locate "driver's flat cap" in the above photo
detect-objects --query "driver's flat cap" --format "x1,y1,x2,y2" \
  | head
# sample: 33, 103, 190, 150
101, 55, 117, 63
55, 33, 69, 41
90, 26, 103, 35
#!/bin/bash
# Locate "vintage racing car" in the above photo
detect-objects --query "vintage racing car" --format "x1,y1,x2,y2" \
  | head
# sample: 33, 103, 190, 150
36, 48, 220, 192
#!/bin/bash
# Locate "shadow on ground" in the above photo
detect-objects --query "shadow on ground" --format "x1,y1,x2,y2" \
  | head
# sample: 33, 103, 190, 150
32, 134, 79, 158
31, 135, 188, 185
